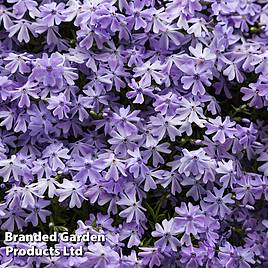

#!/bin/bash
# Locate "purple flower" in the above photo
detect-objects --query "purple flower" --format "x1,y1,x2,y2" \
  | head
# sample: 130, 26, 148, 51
233, 175, 255, 205
180, 63, 212, 95
216, 160, 236, 188
0, 0, 268, 265
30, 52, 78, 88
180, 175, 206, 201
0, 5, 14, 30
188, 43, 216, 65
257, 152, 268, 176
206, 116, 236, 144
85, 243, 119, 268
150, 114, 181, 142
56, 179, 86, 208
47, 93, 71, 119
83, 86, 108, 113
241, 83, 267, 109
8, 19, 33, 43
125, 1, 152, 30
174, 202, 205, 245
112, 106, 140, 135
176, 97, 206, 129
11, 81, 39, 108
69, 154, 105, 183
177, 148, 216, 177
143, 142, 171, 167
134, 60, 165, 85
203, 187, 235, 218
138, 247, 164, 268
108, 128, 140, 157
1, 207, 27, 231
103, 152, 127, 181
151, 219, 180, 252
4, 52, 31, 74
117, 191, 146, 224
42, 143, 70, 171
32, 177, 60, 198
39, 2, 66, 27
120, 222, 142, 248
200, 215, 220, 246
153, 92, 180, 116
126, 78, 154, 104
0, 155, 24, 182
219, 243, 255, 268
139, 169, 162, 192
20, 184, 41, 208
126, 148, 149, 178
180, 245, 205, 268
25, 199, 51, 226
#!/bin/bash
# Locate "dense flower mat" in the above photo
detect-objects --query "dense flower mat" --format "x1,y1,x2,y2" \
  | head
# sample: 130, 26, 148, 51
0, 0, 268, 267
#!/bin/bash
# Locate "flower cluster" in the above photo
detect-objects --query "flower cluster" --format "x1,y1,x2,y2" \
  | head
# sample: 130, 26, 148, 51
0, 0, 268, 267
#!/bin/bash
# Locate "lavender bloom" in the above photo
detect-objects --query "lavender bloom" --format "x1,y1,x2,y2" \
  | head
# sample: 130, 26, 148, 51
174, 202, 205, 245
85, 243, 119, 268
203, 187, 235, 218
138, 247, 164, 268
251, 175, 268, 201
1, 207, 27, 231
30, 52, 78, 88
4, 52, 31, 74
47, 93, 71, 119
142, 142, 171, 167
188, 43, 216, 65
180, 63, 213, 95
112, 106, 140, 135
11, 81, 39, 108
180, 175, 206, 201
0, 107, 16, 131
150, 114, 181, 142
8, 19, 33, 43
151, 219, 180, 252
175, 97, 206, 129
205, 116, 236, 144
139, 169, 162, 192
108, 128, 141, 157
0, 5, 14, 30
39, 2, 66, 27
219, 242, 255, 268
134, 60, 165, 85
25, 199, 51, 226
180, 245, 205, 268
120, 223, 142, 248
83, 86, 108, 113
56, 179, 86, 208
20, 185, 41, 208
153, 92, 180, 116
258, 152, 268, 176
178, 148, 216, 177
125, 1, 152, 30
32, 177, 60, 198
241, 83, 266, 109
233, 175, 255, 205
216, 160, 237, 188
69, 154, 105, 183
126, 148, 149, 179
126, 79, 154, 104
0, 155, 24, 182
102, 152, 127, 181
43, 143, 70, 171
200, 216, 220, 246
117, 191, 146, 224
